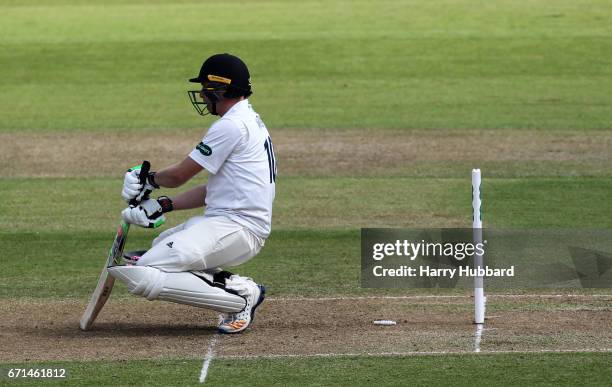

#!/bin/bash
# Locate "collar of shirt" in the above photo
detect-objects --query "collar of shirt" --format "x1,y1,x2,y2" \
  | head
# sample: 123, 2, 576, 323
223, 99, 250, 117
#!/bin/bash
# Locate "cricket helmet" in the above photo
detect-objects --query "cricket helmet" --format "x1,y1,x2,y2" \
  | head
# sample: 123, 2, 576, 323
188, 53, 252, 116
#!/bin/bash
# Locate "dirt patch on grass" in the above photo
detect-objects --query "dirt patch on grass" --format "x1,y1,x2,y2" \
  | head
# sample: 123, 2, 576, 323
1, 129, 611, 177
1, 295, 610, 362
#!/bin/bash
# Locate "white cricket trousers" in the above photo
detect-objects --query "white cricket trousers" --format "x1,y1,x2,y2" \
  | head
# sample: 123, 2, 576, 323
136, 215, 264, 272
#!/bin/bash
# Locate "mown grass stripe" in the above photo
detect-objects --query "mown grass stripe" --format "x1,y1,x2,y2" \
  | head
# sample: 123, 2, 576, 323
2, 1, 612, 130
2, 352, 611, 387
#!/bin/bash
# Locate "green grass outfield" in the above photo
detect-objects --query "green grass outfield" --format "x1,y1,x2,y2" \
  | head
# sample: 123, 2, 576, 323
3, 177, 612, 299
1, 0, 611, 385
1, 0, 612, 130
2, 353, 611, 386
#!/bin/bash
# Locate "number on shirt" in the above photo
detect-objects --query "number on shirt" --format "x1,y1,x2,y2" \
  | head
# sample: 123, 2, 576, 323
264, 136, 277, 183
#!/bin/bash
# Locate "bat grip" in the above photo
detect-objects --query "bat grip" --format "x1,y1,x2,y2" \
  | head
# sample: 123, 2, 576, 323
128, 160, 151, 206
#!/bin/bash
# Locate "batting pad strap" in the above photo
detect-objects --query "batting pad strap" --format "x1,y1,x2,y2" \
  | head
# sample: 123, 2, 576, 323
192, 270, 240, 297
108, 266, 246, 313
213, 270, 234, 284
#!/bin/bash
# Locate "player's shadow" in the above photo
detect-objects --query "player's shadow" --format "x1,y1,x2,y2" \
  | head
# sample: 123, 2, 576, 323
33, 323, 218, 338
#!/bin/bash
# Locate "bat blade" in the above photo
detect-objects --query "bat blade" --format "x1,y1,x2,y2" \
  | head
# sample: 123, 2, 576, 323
79, 221, 130, 331
80, 160, 149, 331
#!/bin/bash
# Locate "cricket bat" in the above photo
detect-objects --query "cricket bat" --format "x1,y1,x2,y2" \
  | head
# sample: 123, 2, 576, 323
79, 161, 150, 331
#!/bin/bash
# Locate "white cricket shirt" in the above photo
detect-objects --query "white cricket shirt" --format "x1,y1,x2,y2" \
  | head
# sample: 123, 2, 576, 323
188, 100, 276, 238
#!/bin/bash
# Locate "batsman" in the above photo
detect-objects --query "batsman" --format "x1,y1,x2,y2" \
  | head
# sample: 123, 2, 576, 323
109, 53, 276, 334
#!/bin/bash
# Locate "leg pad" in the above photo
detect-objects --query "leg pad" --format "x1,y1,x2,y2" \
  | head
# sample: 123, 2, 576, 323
108, 266, 246, 312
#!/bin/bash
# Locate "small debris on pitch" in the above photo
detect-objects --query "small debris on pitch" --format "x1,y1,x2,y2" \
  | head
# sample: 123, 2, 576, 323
373, 320, 397, 326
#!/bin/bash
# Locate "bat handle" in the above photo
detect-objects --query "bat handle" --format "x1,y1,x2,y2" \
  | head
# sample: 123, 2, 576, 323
128, 160, 151, 206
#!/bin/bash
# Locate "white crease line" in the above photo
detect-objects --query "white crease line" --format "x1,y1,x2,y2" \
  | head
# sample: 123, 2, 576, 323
215, 348, 612, 360
480, 294, 612, 298
268, 294, 612, 302
270, 295, 466, 301
199, 334, 218, 384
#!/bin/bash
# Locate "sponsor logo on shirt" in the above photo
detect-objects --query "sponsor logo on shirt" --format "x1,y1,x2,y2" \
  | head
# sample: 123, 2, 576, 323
196, 142, 212, 156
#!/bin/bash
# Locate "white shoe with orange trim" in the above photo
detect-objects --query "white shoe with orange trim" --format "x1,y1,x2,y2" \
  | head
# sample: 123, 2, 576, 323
218, 281, 265, 334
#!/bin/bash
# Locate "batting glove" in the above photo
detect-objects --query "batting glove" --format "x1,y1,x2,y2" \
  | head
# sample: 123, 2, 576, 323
121, 164, 159, 203
121, 197, 172, 229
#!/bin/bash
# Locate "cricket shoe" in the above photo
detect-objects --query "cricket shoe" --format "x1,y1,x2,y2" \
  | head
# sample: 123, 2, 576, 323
218, 283, 266, 334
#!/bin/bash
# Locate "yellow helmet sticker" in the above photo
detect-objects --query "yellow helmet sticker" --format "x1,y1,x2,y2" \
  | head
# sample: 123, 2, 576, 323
207, 74, 232, 84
